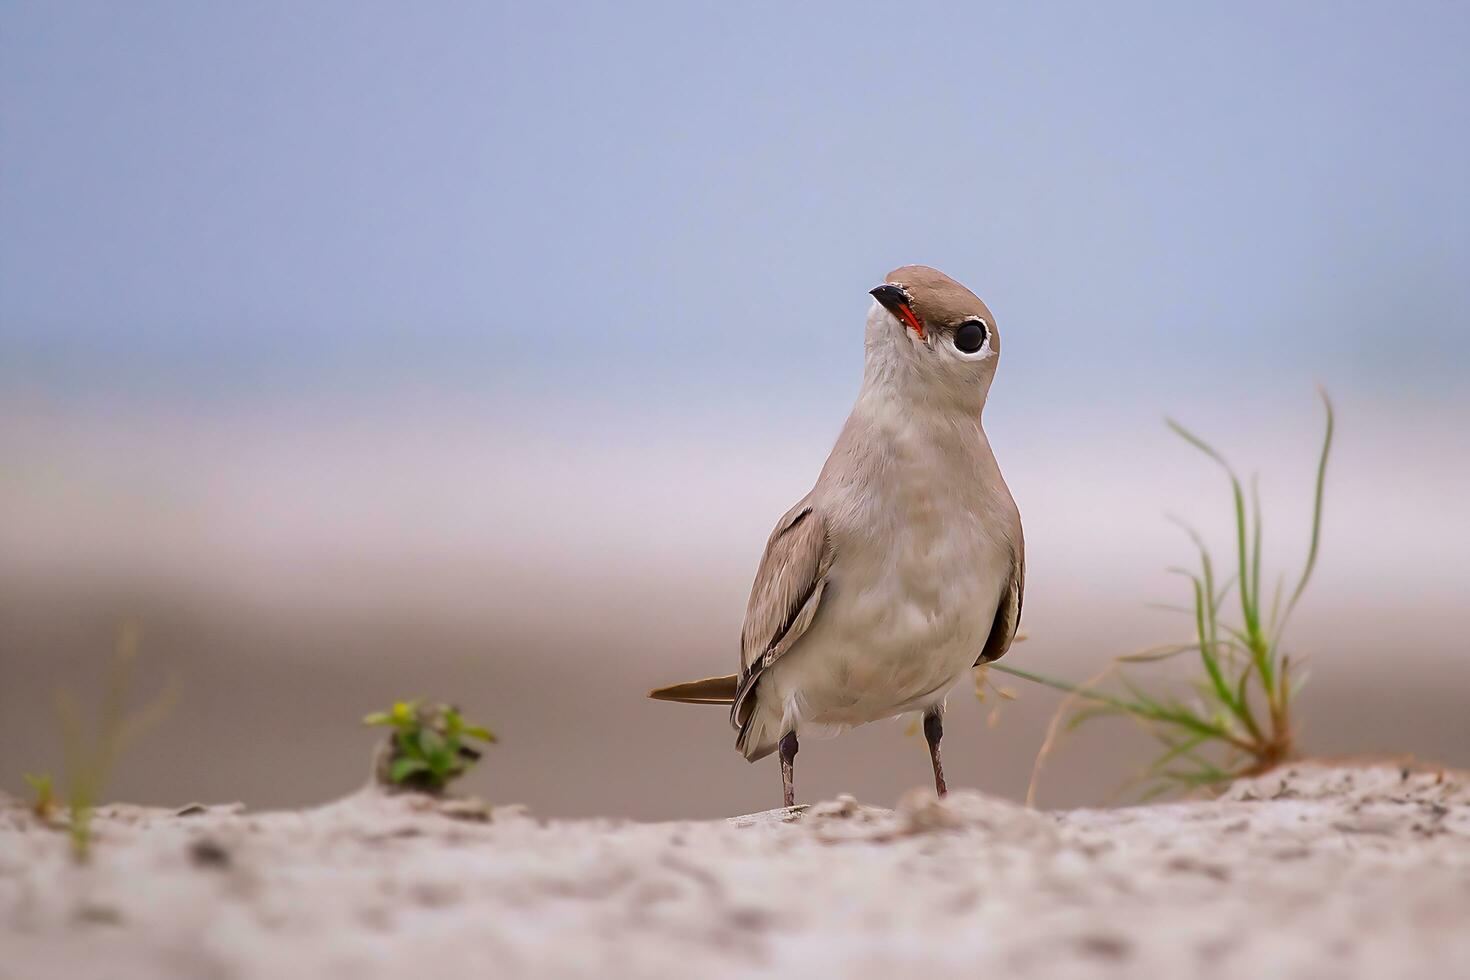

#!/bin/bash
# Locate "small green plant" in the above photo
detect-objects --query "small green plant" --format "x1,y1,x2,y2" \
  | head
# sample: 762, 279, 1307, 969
995, 390, 1334, 802
23, 773, 56, 819
52, 622, 179, 860
364, 699, 497, 793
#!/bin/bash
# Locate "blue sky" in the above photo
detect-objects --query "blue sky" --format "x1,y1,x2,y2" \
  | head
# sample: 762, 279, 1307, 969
3, 1, 1467, 425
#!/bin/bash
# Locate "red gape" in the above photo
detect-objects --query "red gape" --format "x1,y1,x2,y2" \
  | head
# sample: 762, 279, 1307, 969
894, 302, 925, 340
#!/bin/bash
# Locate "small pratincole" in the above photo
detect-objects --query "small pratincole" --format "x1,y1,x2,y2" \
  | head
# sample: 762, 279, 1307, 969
649, 266, 1024, 808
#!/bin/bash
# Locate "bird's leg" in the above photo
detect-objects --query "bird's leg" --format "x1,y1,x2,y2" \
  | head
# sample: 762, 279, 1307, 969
923, 707, 948, 797
779, 730, 799, 808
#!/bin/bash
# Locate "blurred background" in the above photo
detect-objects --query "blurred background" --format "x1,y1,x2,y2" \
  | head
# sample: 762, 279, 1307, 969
2, 1, 1467, 819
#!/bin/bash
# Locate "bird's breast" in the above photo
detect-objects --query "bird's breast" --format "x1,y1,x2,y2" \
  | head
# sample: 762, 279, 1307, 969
792, 436, 1009, 723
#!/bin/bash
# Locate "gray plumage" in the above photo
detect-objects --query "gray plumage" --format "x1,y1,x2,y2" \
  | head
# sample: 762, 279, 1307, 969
651, 265, 1024, 789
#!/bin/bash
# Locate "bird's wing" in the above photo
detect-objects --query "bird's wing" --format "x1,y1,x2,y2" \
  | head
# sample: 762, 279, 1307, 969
730, 499, 833, 734
976, 544, 1024, 665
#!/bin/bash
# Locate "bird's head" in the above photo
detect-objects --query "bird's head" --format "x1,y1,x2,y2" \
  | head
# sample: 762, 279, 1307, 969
866, 265, 1000, 411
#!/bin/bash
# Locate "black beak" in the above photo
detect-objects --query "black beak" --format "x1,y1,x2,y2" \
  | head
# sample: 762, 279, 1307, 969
869, 282, 927, 340
868, 283, 910, 312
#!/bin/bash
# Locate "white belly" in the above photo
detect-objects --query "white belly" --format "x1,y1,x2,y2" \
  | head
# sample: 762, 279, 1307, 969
761, 504, 1009, 732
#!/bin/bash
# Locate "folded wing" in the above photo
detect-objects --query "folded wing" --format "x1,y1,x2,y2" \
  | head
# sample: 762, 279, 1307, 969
731, 500, 834, 748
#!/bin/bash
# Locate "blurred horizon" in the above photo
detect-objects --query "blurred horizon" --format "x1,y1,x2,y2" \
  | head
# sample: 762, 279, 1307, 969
2, 1, 1467, 816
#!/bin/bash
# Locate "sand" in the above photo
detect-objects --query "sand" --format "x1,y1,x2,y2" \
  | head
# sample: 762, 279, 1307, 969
2, 763, 1467, 979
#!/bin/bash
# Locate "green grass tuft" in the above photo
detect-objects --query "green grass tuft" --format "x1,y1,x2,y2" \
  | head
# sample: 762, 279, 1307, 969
365, 699, 497, 794
994, 390, 1334, 801
49, 622, 179, 861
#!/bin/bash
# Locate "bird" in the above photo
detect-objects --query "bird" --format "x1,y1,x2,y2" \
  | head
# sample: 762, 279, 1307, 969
648, 265, 1024, 809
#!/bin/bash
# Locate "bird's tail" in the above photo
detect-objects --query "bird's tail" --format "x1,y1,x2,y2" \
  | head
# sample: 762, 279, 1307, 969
646, 673, 739, 705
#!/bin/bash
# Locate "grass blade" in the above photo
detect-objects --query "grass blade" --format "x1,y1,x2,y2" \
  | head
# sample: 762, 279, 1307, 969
1274, 388, 1334, 646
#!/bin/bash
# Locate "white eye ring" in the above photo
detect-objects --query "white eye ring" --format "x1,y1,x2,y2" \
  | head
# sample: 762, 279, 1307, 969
953, 319, 988, 354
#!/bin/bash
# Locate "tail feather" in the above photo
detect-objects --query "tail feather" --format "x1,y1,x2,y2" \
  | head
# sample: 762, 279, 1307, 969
647, 673, 739, 705
736, 710, 779, 762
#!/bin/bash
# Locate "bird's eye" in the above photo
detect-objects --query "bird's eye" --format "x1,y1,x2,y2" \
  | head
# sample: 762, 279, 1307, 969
953, 320, 987, 354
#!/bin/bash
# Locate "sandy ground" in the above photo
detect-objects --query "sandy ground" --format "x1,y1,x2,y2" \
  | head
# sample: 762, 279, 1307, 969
1, 762, 1467, 979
